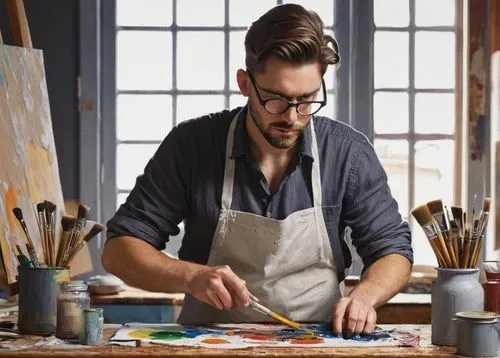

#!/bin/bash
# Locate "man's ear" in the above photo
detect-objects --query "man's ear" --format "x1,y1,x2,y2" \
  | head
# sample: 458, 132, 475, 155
236, 69, 250, 97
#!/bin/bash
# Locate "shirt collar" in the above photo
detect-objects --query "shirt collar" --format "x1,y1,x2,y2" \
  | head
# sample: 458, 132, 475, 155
230, 106, 314, 161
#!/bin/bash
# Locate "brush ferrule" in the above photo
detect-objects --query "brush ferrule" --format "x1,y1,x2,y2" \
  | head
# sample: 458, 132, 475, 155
422, 221, 439, 239
249, 300, 270, 315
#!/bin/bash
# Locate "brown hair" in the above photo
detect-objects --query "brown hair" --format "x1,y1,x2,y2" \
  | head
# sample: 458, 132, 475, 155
244, 3, 340, 74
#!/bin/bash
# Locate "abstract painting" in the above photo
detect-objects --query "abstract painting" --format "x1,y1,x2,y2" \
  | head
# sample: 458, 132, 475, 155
0, 44, 65, 290
110, 323, 420, 349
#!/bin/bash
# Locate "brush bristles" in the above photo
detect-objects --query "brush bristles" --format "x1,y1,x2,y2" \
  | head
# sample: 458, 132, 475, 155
411, 204, 434, 227
85, 224, 106, 241
77, 204, 91, 219
36, 202, 45, 213
482, 197, 491, 212
451, 206, 463, 220
12, 207, 23, 221
61, 215, 76, 231
427, 199, 444, 214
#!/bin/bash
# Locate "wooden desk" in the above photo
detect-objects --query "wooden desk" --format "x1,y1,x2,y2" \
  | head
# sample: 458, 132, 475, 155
91, 286, 184, 323
91, 286, 431, 324
0, 324, 456, 357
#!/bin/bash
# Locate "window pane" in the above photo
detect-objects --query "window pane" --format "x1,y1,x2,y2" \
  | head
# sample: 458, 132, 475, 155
229, 0, 276, 26
177, 0, 224, 26
177, 32, 224, 90
117, 31, 172, 90
414, 140, 455, 206
415, 0, 455, 27
229, 31, 246, 91
415, 93, 455, 134
415, 31, 455, 89
374, 92, 409, 134
117, 95, 173, 141
411, 218, 440, 266
317, 94, 335, 119
117, 144, 160, 190
230, 94, 247, 109
374, 139, 409, 216
117, 192, 130, 210
374, 31, 409, 88
283, 0, 334, 26
116, 0, 172, 26
177, 95, 225, 123
374, 0, 409, 27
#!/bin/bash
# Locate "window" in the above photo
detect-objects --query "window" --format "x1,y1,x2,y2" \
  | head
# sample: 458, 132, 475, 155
97, 0, 461, 267
372, 0, 459, 266
113, 0, 337, 210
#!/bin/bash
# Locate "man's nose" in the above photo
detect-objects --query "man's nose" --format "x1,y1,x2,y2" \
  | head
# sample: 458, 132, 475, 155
281, 104, 298, 124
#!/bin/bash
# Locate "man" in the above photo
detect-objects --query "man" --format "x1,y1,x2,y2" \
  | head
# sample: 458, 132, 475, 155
103, 3, 412, 336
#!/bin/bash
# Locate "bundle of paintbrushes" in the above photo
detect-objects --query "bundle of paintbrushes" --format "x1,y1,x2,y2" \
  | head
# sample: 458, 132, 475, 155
411, 196, 491, 269
11, 202, 105, 268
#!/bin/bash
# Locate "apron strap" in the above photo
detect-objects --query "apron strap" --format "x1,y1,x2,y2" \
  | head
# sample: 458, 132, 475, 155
221, 112, 239, 210
309, 118, 323, 207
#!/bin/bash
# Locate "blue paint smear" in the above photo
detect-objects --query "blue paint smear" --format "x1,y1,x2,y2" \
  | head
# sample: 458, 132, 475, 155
305, 322, 392, 341
183, 327, 226, 338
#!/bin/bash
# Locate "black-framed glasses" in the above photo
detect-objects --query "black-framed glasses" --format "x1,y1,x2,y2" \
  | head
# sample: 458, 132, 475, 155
247, 71, 327, 116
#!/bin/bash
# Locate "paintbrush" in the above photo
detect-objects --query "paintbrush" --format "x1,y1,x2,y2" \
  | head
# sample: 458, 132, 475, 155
426, 200, 456, 267
44, 201, 57, 266
460, 228, 472, 268
469, 198, 491, 268
61, 204, 90, 266
56, 215, 76, 266
36, 202, 49, 265
450, 206, 464, 259
63, 223, 105, 266
12, 207, 41, 267
411, 204, 447, 267
447, 207, 461, 266
15, 244, 32, 267
248, 300, 316, 335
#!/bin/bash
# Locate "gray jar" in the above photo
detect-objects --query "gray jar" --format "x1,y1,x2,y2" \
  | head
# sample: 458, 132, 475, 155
431, 268, 484, 346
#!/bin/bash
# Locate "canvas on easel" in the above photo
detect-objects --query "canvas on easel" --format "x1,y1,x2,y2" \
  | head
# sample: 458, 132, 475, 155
0, 0, 92, 294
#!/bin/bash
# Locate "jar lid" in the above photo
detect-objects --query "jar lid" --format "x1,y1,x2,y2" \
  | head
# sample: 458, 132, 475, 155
455, 311, 499, 321
61, 280, 88, 291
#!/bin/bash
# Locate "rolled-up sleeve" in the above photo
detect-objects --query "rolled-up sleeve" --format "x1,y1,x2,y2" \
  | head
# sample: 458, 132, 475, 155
106, 126, 189, 250
343, 140, 413, 269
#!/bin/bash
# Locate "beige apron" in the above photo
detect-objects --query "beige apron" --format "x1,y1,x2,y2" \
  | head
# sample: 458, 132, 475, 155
178, 112, 341, 324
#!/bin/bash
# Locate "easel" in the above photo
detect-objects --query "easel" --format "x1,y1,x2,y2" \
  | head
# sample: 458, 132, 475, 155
0, 0, 32, 48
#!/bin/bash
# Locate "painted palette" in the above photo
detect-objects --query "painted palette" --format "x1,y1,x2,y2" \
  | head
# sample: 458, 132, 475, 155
110, 323, 420, 349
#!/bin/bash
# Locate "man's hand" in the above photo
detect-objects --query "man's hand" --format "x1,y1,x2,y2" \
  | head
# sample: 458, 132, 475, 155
332, 296, 377, 336
186, 265, 251, 310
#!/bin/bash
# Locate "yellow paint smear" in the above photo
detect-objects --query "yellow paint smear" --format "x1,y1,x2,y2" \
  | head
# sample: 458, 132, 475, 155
128, 329, 154, 339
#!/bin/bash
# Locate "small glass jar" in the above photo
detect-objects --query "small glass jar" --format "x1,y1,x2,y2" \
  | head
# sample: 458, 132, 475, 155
56, 281, 90, 341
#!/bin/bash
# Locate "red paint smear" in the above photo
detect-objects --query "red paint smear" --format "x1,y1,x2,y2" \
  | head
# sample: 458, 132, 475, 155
290, 337, 324, 344
241, 334, 273, 341
201, 338, 230, 344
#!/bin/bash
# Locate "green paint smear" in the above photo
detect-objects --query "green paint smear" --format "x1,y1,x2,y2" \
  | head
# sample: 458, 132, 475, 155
150, 331, 186, 341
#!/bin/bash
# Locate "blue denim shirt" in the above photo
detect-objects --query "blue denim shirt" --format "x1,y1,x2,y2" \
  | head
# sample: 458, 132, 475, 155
106, 107, 413, 281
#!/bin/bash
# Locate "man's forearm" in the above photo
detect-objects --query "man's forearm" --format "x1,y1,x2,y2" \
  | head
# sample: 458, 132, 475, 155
348, 254, 411, 308
101, 236, 204, 293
